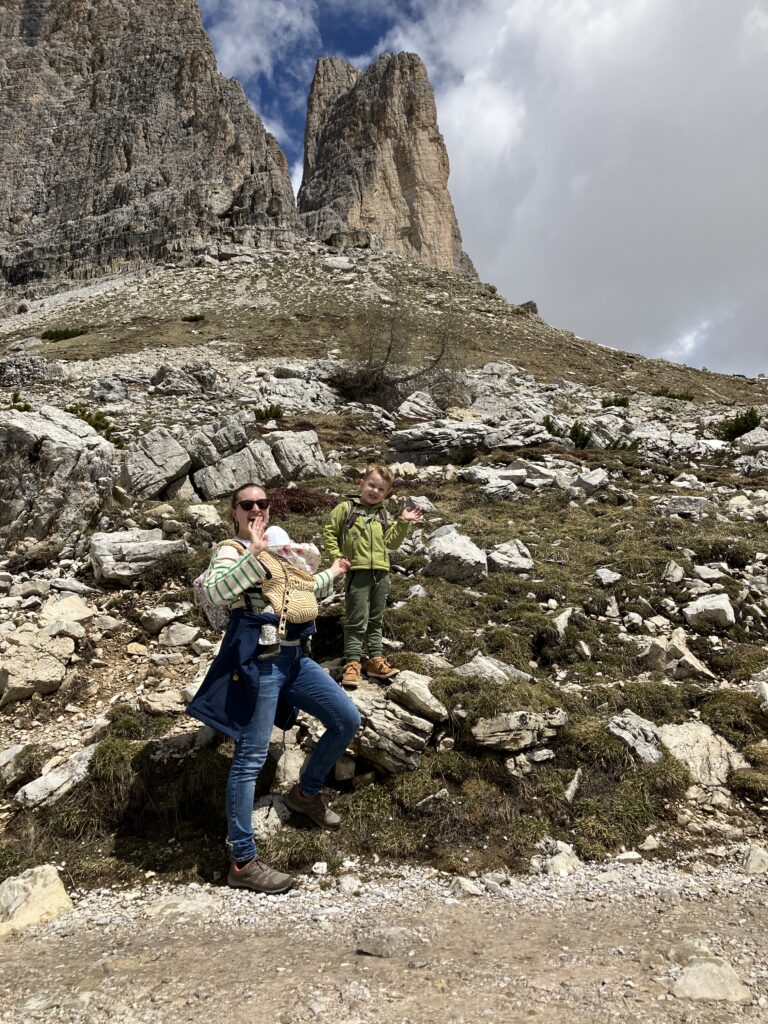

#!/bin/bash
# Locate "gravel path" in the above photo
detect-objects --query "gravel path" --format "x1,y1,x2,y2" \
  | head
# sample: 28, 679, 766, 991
2, 860, 767, 1024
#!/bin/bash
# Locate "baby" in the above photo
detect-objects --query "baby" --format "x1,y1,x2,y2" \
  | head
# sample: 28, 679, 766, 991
257, 526, 322, 656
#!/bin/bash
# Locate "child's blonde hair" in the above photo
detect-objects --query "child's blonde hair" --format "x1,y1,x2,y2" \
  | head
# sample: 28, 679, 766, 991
364, 463, 394, 488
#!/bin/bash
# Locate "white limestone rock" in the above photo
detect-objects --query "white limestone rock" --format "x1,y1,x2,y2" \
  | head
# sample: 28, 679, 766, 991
608, 710, 663, 764
488, 539, 533, 572
15, 744, 98, 808
90, 529, 187, 583
0, 865, 73, 939
471, 709, 568, 753
386, 670, 448, 722
423, 531, 488, 584
659, 721, 748, 787
683, 594, 735, 629
453, 653, 533, 685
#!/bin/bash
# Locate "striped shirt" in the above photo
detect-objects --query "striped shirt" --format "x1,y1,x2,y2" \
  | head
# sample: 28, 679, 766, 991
204, 541, 335, 612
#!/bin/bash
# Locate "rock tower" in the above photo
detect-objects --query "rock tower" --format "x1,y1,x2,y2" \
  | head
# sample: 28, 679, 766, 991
298, 53, 475, 276
0, 0, 299, 306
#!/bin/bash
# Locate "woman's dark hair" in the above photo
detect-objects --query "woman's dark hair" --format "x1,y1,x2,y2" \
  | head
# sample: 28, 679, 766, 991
231, 482, 266, 506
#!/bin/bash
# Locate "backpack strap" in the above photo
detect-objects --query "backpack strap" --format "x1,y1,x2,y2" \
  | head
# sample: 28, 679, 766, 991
340, 500, 388, 544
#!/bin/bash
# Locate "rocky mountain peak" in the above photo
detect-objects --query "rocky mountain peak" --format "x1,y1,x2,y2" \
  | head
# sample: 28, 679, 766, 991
298, 52, 475, 276
0, 0, 299, 309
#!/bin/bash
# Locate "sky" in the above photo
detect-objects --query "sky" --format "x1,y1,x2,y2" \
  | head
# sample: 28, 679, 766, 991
197, 0, 768, 377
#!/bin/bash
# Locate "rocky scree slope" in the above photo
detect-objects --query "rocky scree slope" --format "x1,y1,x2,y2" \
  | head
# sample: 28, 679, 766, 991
0, 0, 298, 308
1, 279, 768, 887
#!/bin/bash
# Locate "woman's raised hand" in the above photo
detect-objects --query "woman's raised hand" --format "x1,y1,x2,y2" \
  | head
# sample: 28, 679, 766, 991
246, 516, 269, 553
330, 557, 351, 578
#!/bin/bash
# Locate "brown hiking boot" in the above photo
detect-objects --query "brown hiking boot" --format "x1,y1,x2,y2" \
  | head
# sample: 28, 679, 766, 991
284, 783, 341, 831
363, 655, 399, 681
227, 856, 295, 894
341, 660, 362, 689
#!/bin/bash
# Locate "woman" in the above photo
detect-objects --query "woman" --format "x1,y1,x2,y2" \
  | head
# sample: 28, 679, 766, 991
188, 482, 360, 894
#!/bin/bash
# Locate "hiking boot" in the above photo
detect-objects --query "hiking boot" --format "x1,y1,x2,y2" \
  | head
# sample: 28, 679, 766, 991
227, 856, 295, 894
341, 660, 362, 689
284, 783, 341, 831
363, 655, 399, 681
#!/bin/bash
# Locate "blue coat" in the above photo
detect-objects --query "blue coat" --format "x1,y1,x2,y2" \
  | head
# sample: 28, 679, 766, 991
186, 610, 315, 740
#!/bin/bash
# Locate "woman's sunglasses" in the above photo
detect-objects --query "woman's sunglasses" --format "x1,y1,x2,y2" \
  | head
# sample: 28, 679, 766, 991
235, 499, 271, 511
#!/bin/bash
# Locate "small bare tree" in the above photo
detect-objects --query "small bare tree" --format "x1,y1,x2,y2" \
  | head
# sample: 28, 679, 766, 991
336, 270, 465, 410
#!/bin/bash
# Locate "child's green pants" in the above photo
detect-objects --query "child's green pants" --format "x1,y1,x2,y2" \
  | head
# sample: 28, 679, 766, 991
344, 569, 390, 661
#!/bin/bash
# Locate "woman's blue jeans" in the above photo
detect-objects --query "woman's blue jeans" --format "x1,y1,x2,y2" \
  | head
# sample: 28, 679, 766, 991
226, 646, 361, 863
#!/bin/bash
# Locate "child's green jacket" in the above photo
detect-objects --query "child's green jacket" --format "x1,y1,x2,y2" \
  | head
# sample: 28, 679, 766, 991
323, 496, 410, 571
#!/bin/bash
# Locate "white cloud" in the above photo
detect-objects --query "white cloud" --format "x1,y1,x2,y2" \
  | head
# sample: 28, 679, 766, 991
373, 0, 768, 374
199, 0, 320, 82
199, 0, 768, 375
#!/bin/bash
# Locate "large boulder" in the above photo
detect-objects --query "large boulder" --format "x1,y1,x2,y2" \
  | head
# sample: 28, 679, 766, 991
488, 539, 533, 572
659, 721, 748, 787
0, 865, 72, 939
0, 406, 115, 544
0, 624, 75, 707
90, 529, 187, 583
385, 671, 448, 722
192, 440, 281, 499
387, 421, 487, 465
422, 530, 488, 584
736, 426, 768, 453
120, 427, 191, 499
682, 594, 736, 629
350, 685, 434, 772
263, 430, 335, 480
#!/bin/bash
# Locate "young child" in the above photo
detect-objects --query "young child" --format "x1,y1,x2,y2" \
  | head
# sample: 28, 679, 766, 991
323, 463, 423, 688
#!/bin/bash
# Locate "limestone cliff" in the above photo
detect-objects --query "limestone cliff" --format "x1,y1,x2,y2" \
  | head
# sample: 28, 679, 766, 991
0, 0, 299, 305
298, 53, 475, 276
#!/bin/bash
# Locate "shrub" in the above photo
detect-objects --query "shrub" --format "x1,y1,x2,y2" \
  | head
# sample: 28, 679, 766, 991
569, 422, 593, 449
601, 396, 629, 408
267, 486, 336, 519
41, 326, 90, 341
107, 706, 171, 740
691, 537, 752, 569
65, 404, 124, 447
716, 407, 760, 443
652, 386, 694, 401
700, 691, 768, 748
181, 313, 205, 323
10, 390, 32, 411
254, 404, 283, 421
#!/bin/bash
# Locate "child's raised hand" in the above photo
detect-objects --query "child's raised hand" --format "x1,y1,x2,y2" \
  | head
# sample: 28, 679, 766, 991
400, 505, 424, 523
330, 557, 350, 578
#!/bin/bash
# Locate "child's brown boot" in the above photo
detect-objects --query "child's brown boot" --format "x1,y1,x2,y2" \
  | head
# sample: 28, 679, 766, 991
362, 656, 399, 681
341, 660, 362, 689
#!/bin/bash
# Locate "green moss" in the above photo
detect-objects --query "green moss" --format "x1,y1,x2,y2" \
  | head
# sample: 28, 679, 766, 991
107, 706, 171, 740
431, 671, 562, 732
691, 537, 753, 569
743, 743, 768, 771
560, 719, 636, 773
729, 768, 768, 800
619, 680, 702, 723
700, 691, 768, 749
570, 755, 690, 859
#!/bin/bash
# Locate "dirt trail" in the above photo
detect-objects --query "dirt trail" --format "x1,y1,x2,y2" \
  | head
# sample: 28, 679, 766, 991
2, 868, 767, 1024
